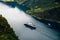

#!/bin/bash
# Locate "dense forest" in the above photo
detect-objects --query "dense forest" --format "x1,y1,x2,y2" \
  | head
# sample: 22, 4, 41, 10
16, 0, 60, 23
0, 15, 19, 40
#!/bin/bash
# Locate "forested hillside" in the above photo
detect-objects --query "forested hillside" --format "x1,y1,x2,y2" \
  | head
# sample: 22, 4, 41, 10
0, 15, 19, 40
16, 0, 60, 9
15, 0, 60, 23
26, 7, 60, 23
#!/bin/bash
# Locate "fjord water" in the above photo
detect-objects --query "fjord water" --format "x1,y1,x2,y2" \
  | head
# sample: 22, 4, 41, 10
0, 2, 59, 40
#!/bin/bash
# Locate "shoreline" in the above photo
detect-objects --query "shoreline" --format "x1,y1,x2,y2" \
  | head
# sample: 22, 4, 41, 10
29, 14, 60, 32
31, 15, 60, 24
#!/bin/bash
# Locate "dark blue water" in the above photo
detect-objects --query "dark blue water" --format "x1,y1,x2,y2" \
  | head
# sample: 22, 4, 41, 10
0, 1, 60, 40
1, 1, 30, 12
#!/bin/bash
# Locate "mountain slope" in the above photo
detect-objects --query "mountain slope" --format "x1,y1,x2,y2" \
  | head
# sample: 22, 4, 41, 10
16, 0, 60, 9
26, 7, 60, 23
0, 15, 19, 40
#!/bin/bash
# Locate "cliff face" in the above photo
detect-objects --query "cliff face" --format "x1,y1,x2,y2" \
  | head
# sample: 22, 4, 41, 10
0, 15, 19, 40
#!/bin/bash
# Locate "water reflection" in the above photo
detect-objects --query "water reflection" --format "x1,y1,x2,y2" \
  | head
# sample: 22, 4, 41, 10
0, 2, 59, 40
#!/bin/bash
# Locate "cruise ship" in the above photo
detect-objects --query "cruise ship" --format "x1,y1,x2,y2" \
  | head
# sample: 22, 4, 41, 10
24, 22, 36, 29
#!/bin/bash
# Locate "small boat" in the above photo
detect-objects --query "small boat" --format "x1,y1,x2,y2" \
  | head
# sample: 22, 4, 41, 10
24, 22, 36, 29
